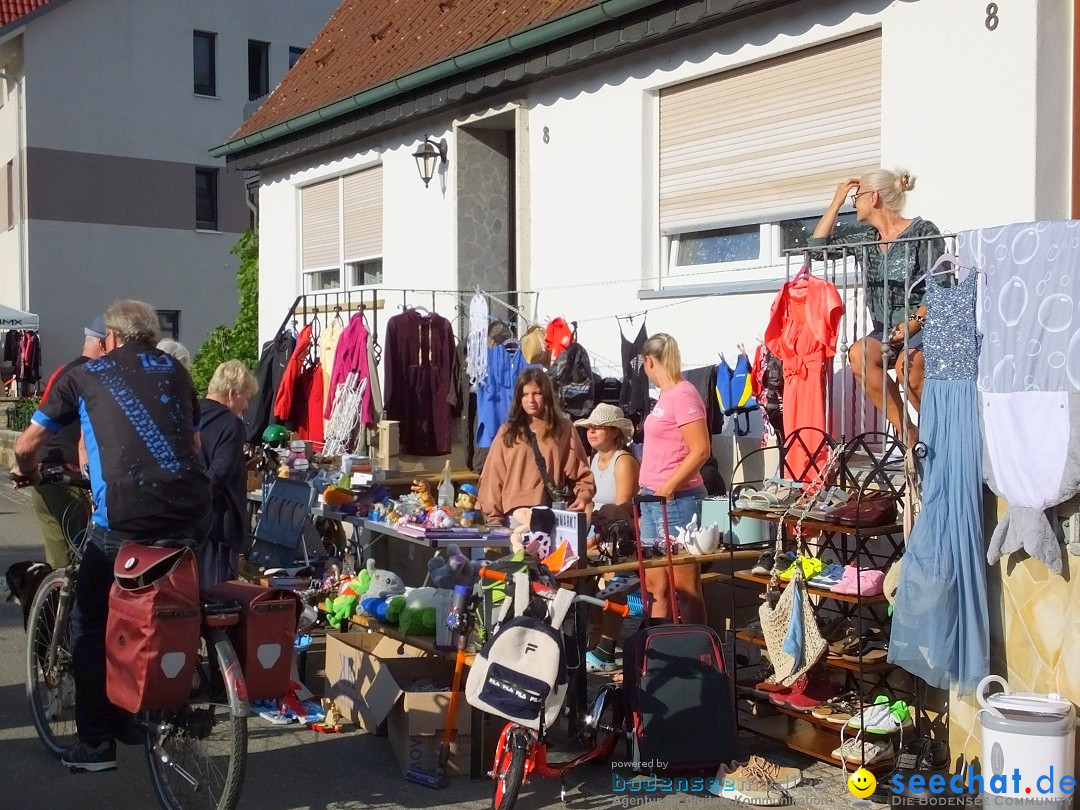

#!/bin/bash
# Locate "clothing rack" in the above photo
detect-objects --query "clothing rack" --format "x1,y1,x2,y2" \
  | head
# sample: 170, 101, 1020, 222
274, 287, 540, 370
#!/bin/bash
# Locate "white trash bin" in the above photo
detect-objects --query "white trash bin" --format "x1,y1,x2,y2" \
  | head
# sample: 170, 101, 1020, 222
976, 675, 1076, 807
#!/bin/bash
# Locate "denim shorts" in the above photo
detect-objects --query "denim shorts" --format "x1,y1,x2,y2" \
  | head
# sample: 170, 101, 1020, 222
638, 485, 707, 545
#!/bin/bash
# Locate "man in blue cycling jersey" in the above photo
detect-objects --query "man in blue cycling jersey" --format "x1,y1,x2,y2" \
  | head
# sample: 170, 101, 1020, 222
13, 299, 210, 772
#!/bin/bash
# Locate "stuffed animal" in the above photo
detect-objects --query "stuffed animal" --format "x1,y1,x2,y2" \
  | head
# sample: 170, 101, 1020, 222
425, 507, 456, 529
390, 587, 439, 636
361, 594, 404, 624
454, 484, 485, 527
426, 543, 475, 590
325, 578, 365, 629
356, 558, 405, 600
510, 506, 557, 556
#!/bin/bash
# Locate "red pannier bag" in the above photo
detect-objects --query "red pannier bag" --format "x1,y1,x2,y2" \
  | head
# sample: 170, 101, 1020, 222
204, 580, 301, 700
106, 542, 201, 713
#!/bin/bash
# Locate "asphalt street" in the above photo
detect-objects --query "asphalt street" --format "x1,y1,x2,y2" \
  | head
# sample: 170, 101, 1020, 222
0, 483, 850, 809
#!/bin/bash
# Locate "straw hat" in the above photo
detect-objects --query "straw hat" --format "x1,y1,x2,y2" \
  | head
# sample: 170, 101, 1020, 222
574, 403, 634, 442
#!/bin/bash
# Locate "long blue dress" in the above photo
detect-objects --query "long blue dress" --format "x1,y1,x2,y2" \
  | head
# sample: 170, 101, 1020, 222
888, 268, 989, 693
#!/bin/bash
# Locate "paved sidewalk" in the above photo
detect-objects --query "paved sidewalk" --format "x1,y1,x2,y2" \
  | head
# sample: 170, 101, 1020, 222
0, 482, 862, 809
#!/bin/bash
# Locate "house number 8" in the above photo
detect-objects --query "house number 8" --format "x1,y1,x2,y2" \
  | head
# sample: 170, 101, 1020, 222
985, 3, 999, 31
543, 126, 550, 144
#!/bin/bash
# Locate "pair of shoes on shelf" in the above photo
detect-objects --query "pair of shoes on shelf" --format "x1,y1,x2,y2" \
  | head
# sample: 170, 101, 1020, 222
751, 550, 795, 577
828, 625, 886, 658
832, 736, 895, 767
846, 695, 913, 734
810, 691, 861, 725
768, 668, 838, 712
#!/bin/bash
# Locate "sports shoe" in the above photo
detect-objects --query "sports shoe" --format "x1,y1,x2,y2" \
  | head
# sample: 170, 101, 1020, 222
61, 740, 117, 772
585, 650, 619, 673
811, 563, 846, 588
847, 696, 913, 733
832, 736, 895, 767
752, 550, 795, 577
710, 760, 793, 805
779, 556, 825, 582
743, 755, 803, 789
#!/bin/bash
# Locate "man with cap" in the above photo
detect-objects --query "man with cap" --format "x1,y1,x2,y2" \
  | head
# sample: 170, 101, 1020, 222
29, 316, 107, 567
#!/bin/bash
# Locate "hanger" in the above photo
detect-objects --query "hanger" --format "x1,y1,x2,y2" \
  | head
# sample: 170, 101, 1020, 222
792, 264, 811, 283
907, 251, 979, 296
333, 304, 344, 326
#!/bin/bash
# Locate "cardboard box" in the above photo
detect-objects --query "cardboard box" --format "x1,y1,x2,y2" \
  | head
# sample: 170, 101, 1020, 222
386, 661, 475, 777
323, 632, 427, 734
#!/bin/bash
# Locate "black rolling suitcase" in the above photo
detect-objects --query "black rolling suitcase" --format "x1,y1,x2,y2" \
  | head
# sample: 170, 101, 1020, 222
622, 494, 737, 772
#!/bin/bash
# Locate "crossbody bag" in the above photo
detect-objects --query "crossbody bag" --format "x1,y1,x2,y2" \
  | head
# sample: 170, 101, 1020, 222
526, 430, 574, 509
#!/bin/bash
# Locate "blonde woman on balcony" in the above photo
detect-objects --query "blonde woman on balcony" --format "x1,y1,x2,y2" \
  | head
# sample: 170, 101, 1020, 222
810, 168, 945, 447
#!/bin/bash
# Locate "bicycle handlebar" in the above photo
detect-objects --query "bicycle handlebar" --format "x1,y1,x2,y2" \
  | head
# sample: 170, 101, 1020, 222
10, 464, 90, 490
478, 567, 630, 618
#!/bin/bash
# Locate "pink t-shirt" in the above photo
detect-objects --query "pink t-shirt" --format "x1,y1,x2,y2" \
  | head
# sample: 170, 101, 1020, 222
640, 380, 706, 491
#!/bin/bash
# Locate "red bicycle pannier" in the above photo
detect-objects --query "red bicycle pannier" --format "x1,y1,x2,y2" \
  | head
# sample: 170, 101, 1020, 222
106, 542, 201, 713
204, 580, 300, 700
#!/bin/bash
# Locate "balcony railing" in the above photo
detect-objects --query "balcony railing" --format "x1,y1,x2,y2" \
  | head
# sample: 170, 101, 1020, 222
783, 232, 959, 449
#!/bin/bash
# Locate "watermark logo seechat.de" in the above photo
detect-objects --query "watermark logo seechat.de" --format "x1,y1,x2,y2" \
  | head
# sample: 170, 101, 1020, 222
885, 767, 1077, 805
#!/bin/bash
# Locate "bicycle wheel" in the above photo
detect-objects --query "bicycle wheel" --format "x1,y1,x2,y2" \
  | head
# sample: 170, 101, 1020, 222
492, 728, 528, 810
25, 569, 78, 756
584, 684, 624, 761
146, 632, 247, 810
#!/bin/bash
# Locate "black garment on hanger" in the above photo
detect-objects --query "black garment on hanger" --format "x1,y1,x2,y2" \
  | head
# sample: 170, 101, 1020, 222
683, 365, 724, 435
619, 320, 649, 422
244, 331, 296, 444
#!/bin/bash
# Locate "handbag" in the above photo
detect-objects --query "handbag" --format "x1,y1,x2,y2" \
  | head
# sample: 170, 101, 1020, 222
758, 446, 839, 686
829, 490, 899, 527
758, 567, 826, 685
526, 430, 574, 508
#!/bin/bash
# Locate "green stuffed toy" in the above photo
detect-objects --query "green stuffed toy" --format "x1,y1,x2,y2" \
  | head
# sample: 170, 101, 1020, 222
393, 586, 439, 636
326, 578, 364, 630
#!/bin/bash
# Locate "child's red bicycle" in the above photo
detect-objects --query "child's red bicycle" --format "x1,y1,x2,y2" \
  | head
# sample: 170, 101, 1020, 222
476, 567, 629, 810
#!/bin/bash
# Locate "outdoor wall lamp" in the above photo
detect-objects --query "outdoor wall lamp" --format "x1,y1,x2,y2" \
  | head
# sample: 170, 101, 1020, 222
412, 136, 448, 188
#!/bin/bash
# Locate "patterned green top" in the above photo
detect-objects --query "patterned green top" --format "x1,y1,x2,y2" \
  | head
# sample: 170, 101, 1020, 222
807, 216, 945, 331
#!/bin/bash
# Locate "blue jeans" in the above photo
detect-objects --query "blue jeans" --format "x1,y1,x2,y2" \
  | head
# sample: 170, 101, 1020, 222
638, 485, 707, 546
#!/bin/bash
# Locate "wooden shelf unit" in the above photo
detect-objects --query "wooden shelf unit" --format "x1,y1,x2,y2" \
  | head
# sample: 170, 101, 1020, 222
729, 507, 903, 538
735, 630, 893, 674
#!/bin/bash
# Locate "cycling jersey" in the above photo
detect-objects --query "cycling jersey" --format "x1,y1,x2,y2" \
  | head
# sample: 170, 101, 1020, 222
32, 342, 210, 535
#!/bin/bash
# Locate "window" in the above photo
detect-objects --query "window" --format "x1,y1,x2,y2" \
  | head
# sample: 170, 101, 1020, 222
195, 168, 219, 230
347, 259, 383, 287
157, 310, 180, 340
657, 32, 881, 287
301, 165, 384, 292
667, 213, 858, 282
3, 161, 12, 232
248, 40, 269, 101
193, 31, 217, 96
288, 46, 305, 69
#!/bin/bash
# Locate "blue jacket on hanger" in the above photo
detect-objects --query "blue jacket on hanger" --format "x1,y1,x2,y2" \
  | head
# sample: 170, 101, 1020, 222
475, 344, 537, 448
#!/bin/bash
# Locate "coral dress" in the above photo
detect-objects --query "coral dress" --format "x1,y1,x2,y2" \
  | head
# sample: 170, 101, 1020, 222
764, 272, 842, 481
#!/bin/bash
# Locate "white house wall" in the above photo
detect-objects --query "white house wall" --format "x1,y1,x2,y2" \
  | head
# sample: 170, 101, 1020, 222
8, 0, 338, 371
257, 0, 1071, 381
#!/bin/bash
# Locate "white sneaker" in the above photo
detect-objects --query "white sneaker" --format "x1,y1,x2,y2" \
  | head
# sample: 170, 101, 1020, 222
831, 736, 895, 767
846, 697, 913, 734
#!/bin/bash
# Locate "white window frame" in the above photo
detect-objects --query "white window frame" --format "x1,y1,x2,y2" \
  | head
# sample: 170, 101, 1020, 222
659, 211, 860, 293
299, 169, 383, 293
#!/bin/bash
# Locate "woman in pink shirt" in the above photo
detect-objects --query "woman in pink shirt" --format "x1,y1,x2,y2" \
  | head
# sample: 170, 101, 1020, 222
639, 333, 711, 623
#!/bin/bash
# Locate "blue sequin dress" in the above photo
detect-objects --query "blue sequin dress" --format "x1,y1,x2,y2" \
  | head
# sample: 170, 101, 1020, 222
888, 268, 989, 693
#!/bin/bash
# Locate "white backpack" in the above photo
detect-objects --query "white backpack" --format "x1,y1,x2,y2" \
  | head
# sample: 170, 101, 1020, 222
465, 572, 575, 732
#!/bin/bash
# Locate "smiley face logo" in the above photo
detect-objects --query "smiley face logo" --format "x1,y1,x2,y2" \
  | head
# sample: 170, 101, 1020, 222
848, 768, 877, 800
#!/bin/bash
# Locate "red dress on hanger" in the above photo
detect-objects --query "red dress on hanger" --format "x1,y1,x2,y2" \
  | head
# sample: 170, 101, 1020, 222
764, 271, 842, 481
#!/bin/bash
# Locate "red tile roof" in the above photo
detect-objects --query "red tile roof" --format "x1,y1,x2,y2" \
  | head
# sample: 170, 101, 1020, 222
0, 0, 54, 26
234, 0, 607, 142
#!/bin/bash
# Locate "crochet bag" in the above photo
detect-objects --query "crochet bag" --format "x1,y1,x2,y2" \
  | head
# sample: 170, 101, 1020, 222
758, 567, 826, 685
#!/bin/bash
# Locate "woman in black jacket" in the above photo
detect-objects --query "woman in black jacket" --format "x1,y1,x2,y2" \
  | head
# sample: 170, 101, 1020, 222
199, 360, 258, 585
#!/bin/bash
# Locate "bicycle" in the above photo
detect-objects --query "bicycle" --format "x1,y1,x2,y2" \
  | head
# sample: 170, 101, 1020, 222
19, 466, 249, 810
475, 567, 629, 810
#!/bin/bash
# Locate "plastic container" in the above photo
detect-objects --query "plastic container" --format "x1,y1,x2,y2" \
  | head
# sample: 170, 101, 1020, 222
976, 675, 1076, 805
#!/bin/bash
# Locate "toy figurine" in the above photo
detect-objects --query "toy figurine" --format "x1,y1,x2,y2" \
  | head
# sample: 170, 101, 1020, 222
454, 483, 485, 527
411, 479, 436, 510
425, 507, 456, 529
